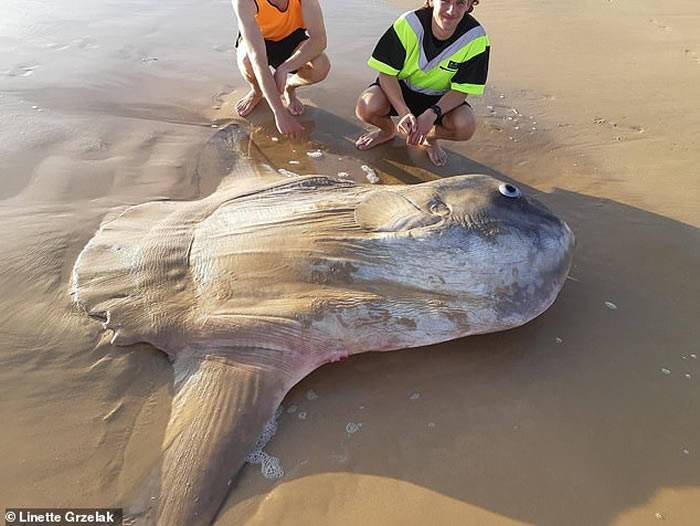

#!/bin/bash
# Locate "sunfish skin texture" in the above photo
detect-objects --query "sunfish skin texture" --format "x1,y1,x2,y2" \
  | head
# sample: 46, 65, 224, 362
71, 125, 574, 525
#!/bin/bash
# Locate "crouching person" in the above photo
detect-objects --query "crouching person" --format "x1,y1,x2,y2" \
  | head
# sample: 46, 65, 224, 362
233, 0, 330, 140
355, 0, 489, 166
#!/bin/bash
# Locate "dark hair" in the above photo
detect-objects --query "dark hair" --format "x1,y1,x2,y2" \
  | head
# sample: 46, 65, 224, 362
422, 0, 479, 13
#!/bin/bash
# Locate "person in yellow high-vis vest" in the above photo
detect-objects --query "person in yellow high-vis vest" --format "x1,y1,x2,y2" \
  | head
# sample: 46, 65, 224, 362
233, 0, 330, 140
355, 0, 489, 166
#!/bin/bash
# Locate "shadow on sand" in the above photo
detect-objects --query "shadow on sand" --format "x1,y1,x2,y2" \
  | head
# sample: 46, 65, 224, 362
194, 108, 699, 525
8, 95, 695, 524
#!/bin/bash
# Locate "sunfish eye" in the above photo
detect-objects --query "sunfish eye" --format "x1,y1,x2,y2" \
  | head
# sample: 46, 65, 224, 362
429, 199, 450, 215
498, 183, 521, 199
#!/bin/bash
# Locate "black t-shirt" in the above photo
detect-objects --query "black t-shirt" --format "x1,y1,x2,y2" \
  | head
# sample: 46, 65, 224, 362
370, 7, 490, 94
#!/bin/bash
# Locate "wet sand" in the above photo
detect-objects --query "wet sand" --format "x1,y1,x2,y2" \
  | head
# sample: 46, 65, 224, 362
1, 0, 699, 525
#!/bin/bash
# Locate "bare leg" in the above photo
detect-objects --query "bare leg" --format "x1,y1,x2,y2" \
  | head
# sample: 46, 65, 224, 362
282, 53, 331, 116
354, 85, 397, 150
423, 104, 477, 166
235, 46, 262, 117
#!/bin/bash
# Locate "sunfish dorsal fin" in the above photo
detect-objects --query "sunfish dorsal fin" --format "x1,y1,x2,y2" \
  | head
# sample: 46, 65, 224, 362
129, 349, 291, 525
198, 123, 289, 194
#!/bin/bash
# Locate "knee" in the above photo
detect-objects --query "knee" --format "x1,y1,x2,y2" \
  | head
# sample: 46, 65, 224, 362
355, 95, 373, 121
446, 109, 477, 141
314, 53, 331, 81
300, 54, 330, 82
355, 92, 385, 121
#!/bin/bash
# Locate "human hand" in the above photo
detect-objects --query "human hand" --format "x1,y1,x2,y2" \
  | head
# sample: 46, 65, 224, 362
407, 110, 437, 146
274, 110, 304, 141
396, 112, 417, 138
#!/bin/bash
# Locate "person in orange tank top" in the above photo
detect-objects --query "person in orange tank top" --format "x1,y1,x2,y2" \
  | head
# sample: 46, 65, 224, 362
232, 0, 330, 140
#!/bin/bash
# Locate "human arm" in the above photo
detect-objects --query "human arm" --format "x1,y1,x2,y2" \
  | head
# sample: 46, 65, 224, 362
274, 0, 327, 89
232, 0, 303, 138
368, 22, 415, 136
408, 90, 468, 145
409, 39, 490, 144
377, 73, 416, 136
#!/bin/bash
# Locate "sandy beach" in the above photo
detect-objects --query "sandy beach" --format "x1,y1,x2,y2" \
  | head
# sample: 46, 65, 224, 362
1, 0, 699, 524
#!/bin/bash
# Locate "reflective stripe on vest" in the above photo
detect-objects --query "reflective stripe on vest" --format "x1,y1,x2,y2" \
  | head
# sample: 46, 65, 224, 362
391, 11, 488, 95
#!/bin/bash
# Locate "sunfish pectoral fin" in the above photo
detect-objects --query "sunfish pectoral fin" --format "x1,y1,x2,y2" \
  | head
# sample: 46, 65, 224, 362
128, 350, 291, 525
354, 191, 441, 232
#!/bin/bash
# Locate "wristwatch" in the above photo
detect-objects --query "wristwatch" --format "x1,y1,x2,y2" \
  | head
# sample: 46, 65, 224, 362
429, 104, 442, 119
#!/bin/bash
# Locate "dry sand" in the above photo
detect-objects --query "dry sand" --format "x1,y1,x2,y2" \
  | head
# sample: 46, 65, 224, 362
1, 0, 699, 524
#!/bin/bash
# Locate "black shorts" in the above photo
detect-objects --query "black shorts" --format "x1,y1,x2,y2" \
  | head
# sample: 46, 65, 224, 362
370, 78, 470, 126
236, 27, 309, 69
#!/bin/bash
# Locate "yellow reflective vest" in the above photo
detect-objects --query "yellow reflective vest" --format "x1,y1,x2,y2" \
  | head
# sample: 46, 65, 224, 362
368, 11, 489, 96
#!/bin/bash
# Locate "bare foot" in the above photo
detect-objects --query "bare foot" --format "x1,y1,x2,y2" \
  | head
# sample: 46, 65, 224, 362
236, 90, 262, 117
422, 139, 448, 166
355, 128, 396, 151
283, 88, 304, 116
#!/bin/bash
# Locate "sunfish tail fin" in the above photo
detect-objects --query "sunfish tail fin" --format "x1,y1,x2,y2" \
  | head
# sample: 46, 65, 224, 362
132, 351, 290, 525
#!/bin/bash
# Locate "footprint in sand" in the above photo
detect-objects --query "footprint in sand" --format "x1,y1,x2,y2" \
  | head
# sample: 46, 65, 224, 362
72, 37, 99, 49
593, 117, 645, 140
684, 49, 700, 65
44, 42, 71, 51
211, 90, 230, 110
3, 63, 39, 78
212, 44, 234, 54
649, 19, 672, 32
